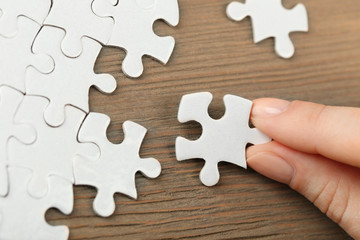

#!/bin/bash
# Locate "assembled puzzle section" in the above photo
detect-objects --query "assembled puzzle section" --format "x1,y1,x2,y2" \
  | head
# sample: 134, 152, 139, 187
44, 0, 114, 58
7, 95, 99, 198
0, 0, 180, 238
0, 0, 51, 37
0, 16, 54, 93
26, 26, 117, 127
176, 92, 271, 186
226, 0, 308, 58
0, 86, 36, 197
74, 113, 161, 217
0, 167, 73, 240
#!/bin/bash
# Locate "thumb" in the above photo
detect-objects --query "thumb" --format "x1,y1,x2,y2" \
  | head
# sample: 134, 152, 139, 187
247, 141, 360, 239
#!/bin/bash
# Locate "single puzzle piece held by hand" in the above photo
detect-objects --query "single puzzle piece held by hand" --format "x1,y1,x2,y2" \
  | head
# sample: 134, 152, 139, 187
0, 86, 36, 197
92, 0, 179, 78
226, 0, 308, 58
74, 112, 161, 217
176, 92, 271, 187
0, 167, 73, 240
26, 26, 116, 127
44, 0, 114, 58
0, 16, 54, 93
7, 95, 99, 198
0, 0, 50, 37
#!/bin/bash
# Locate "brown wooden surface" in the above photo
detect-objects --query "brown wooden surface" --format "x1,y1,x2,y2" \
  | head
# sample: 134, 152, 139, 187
47, 0, 360, 239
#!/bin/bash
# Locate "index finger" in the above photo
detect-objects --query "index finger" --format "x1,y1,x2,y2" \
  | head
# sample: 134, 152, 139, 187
251, 98, 360, 168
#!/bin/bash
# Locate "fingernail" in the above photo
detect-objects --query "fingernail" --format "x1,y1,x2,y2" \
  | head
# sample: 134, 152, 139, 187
252, 99, 290, 118
247, 150, 294, 184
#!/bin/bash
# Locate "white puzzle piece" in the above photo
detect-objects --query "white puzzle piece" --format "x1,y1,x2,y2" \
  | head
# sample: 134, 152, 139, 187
44, 0, 114, 58
74, 113, 161, 217
7, 95, 99, 198
0, 0, 51, 37
226, 0, 308, 58
92, 0, 179, 78
0, 16, 54, 93
176, 92, 271, 186
26, 26, 117, 127
0, 86, 36, 197
0, 167, 73, 240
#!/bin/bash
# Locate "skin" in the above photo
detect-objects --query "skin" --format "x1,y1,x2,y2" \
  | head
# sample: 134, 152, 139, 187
246, 98, 360, 239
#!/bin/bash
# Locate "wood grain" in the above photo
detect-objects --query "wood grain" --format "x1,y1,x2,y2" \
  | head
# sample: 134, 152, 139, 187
47, 0, 360, 239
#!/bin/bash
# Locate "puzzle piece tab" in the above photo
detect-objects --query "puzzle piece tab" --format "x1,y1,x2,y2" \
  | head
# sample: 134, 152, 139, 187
7, 95, 99, 198
26, 26, 116, 127
176, 92, 271, 186
44, 0, 114, 57
92, 0, 179, 78
0, 16, 54, 93
0, 0, 50, 37
226, 0, 308, 58
74, 113, 161, 217
0, 86, 36, 197
0, 167, 73, 240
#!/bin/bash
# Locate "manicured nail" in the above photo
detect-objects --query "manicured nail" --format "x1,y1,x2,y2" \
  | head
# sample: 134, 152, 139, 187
247, 149, 294, 184
252, 98, 290, 118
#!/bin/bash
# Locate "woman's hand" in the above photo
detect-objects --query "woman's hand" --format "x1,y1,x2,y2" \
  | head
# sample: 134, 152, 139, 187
247, 98, 360, 239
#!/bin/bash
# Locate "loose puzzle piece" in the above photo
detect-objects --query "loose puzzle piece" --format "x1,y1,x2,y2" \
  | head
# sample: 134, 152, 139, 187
44, 0, 114, 58
176, 92, 271, 186
0, 0, 51, 37
92, 0, 179, 78
74, 113, 161, 217
226, 0, 308, 58
0, 167, 73, 240
26, 26, 117, 127
7, 95, 99, 198
0, 86, 36, 197
0, 16, 54, 93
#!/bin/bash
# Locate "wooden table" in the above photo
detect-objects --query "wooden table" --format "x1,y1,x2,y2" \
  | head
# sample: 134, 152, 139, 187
47, 0, 360, 239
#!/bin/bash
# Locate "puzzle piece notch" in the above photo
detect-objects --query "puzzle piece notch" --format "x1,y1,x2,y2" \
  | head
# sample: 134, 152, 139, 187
26, 26, 116, 127
74, 113, 161, 217
92, 0, 179, 78
0, 86, 36, 197
0, 167, 73, 240
0, 16, 54, 93
7, 95, 99, 198
226, 0, 308, 58
0, 0, 51, 37
44, 0, 114, 58
176, 92, 271, 186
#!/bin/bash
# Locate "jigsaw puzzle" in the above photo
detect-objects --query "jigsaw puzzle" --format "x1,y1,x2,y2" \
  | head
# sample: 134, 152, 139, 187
92, 0, 179, 78
74, 113, 161, 217
0, 0, 50, 37
44, 0, 114, 58
0, 0, 180, 237
0, 86, 36, 197
7, 95, 99, 198
176, 92, 271, 186
0, 16, 54, 93
26, 26, 117, 127
0, 167, 73, 240
0, 0, 183, 237
226, 0, 308, 58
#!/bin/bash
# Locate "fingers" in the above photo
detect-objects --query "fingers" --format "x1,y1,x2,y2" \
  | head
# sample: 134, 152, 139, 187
251, 98, 360, 168
247, 141, 360, 239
